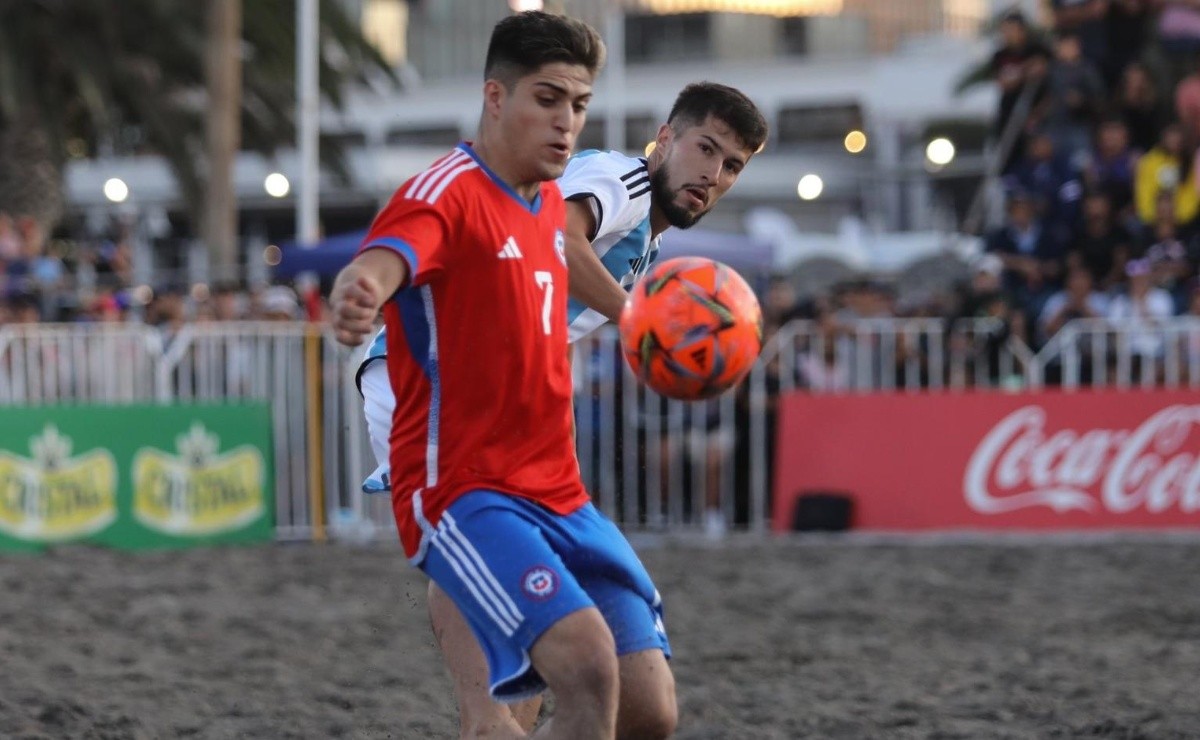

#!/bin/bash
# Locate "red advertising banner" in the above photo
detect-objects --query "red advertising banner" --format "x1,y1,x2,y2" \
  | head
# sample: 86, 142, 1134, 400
773, 389, 1200, 532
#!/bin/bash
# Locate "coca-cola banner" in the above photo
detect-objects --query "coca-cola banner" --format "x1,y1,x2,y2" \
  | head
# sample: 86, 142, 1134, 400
773, 389, 1200, 532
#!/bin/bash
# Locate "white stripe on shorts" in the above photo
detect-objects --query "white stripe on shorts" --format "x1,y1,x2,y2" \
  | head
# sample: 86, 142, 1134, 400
432, 525, 521, 635
441, 512, 525, 626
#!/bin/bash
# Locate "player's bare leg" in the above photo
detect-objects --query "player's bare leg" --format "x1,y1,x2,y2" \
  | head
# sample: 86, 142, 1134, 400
615, 649, 677, 739
703, 435, 726, 538
528, 607, 619, 739
428, 581, 541, 738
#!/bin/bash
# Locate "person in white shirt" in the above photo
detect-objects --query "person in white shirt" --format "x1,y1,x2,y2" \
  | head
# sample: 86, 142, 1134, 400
1107, 258, 1175, 380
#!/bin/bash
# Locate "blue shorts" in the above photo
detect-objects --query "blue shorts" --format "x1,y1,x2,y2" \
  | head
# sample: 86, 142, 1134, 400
420, 490, 670, 702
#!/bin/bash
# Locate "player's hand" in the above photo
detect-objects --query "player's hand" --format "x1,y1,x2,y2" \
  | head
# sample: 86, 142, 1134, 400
330, 268, 383, 347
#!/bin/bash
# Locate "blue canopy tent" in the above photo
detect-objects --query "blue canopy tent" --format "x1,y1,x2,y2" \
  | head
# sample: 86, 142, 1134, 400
657, 228, 776, 292
272, 229, 366, 281
273, 226, 777, 287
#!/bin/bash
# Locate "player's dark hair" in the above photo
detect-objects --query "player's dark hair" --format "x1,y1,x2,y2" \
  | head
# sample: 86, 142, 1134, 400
667, 82, 769, 154
484, 11, 605, 88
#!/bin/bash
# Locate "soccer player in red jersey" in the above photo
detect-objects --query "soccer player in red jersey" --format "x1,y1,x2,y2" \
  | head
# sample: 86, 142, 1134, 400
331, 11, 676, 739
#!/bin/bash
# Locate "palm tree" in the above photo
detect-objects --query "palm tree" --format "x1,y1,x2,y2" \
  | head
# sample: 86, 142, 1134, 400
0, 0, 395, 272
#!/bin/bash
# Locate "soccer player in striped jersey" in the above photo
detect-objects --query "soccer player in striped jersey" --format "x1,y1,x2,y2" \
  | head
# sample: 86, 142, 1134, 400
351, 78, 768, 737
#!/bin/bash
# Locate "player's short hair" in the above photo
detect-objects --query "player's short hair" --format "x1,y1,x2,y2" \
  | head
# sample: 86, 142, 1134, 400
667, 82, 769, 154
484, 11, 605, 88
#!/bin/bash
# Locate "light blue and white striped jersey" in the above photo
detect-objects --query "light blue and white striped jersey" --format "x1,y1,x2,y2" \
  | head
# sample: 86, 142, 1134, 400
357, 149, 659, 376
560, 149, 659, 341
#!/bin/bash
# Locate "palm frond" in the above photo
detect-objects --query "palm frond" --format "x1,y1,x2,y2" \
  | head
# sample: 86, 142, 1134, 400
0, 0, 400, 226
953, 58, 996, 97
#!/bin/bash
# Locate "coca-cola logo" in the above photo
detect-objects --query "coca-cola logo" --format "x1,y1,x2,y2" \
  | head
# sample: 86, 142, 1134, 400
964, 405, 1200, 515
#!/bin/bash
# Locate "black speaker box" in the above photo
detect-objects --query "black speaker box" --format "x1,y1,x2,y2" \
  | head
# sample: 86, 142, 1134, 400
791, 492, 854, 532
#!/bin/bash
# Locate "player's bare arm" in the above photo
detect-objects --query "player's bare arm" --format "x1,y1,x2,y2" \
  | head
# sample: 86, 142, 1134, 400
330, 249, 408, 347
564, 198, 628, 323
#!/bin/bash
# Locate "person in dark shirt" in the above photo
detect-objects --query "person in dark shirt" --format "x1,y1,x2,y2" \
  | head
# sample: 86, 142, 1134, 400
1051, 0, 1110, 74
991, 12, 1053, 152
1105, 0, 1157, 87
986, 190, 1065, 319
1114, 62, 1170, 153
950, 253, 1027, 386
1068, 190, 1135, 290
1084, 117, 1140, 214
1005, 131, 1085, 247
1037, 31, 1106, 159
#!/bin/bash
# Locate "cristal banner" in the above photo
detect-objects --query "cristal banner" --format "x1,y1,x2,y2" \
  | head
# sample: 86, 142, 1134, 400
0, 404, 274, 551
773, 389, 1200, 532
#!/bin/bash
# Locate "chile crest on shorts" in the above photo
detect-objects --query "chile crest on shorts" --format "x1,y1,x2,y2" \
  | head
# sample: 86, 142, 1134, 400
521, 565, 559, 600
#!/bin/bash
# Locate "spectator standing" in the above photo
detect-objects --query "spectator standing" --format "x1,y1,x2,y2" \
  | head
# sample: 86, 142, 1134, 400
1039, 32, 1107, 158
950, 253, 1028, 387
990, 11, 1052, 169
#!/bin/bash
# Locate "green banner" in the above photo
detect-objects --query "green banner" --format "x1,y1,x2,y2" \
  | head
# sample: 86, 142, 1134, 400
0, 404, 274, 552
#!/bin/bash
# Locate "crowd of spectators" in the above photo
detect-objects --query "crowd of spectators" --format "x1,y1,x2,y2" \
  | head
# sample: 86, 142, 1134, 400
6, 1, 1200, 393
982, 1, 1200, 358
0, 210, 322, 329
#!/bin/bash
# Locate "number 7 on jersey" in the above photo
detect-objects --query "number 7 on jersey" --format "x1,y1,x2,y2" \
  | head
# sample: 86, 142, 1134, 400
534, 271, 553, 336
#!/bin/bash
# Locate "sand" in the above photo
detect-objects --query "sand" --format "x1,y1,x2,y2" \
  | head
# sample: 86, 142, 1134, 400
3, 536, 1199, 739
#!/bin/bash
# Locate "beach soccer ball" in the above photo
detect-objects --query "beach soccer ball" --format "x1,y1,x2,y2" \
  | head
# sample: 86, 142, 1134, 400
618, 257, 763, 401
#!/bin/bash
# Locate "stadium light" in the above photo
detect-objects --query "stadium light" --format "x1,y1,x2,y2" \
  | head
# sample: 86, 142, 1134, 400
103, 178, 130, 203
926, 138, 956, 167
844, 130, 867, 154
509, 0, 543, 9
265, 172, 291, 198
797, 174, 823, 201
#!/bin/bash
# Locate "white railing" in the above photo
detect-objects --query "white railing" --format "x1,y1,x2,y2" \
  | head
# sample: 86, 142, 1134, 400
2, 316, 1196, 541
1028, 317, 1200, 390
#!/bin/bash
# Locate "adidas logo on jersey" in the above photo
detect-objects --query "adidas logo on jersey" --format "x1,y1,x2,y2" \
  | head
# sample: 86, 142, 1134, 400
497, 236, 523, 260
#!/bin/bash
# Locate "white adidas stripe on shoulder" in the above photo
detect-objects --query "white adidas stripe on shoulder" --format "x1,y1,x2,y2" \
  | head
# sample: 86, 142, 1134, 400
403, 150, 469, 201
421, 159, 478, 204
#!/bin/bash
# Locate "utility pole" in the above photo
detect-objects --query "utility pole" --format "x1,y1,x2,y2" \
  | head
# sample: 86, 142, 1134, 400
203, 0, 243, 282
297, 0, 320, 246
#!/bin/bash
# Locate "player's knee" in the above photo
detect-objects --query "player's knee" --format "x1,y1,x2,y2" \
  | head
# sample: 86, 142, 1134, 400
619, 676, 677, 740
633, 699, 678, 740
571, 638, 620, 699
542, 618, 619, 707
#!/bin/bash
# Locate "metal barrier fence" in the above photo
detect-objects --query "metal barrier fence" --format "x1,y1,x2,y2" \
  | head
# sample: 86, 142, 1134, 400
0, 322, 325, 541
3, 317, 1198, 542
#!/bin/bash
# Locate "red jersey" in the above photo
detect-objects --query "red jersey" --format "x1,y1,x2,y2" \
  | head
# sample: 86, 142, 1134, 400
358, 143, 587, 561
